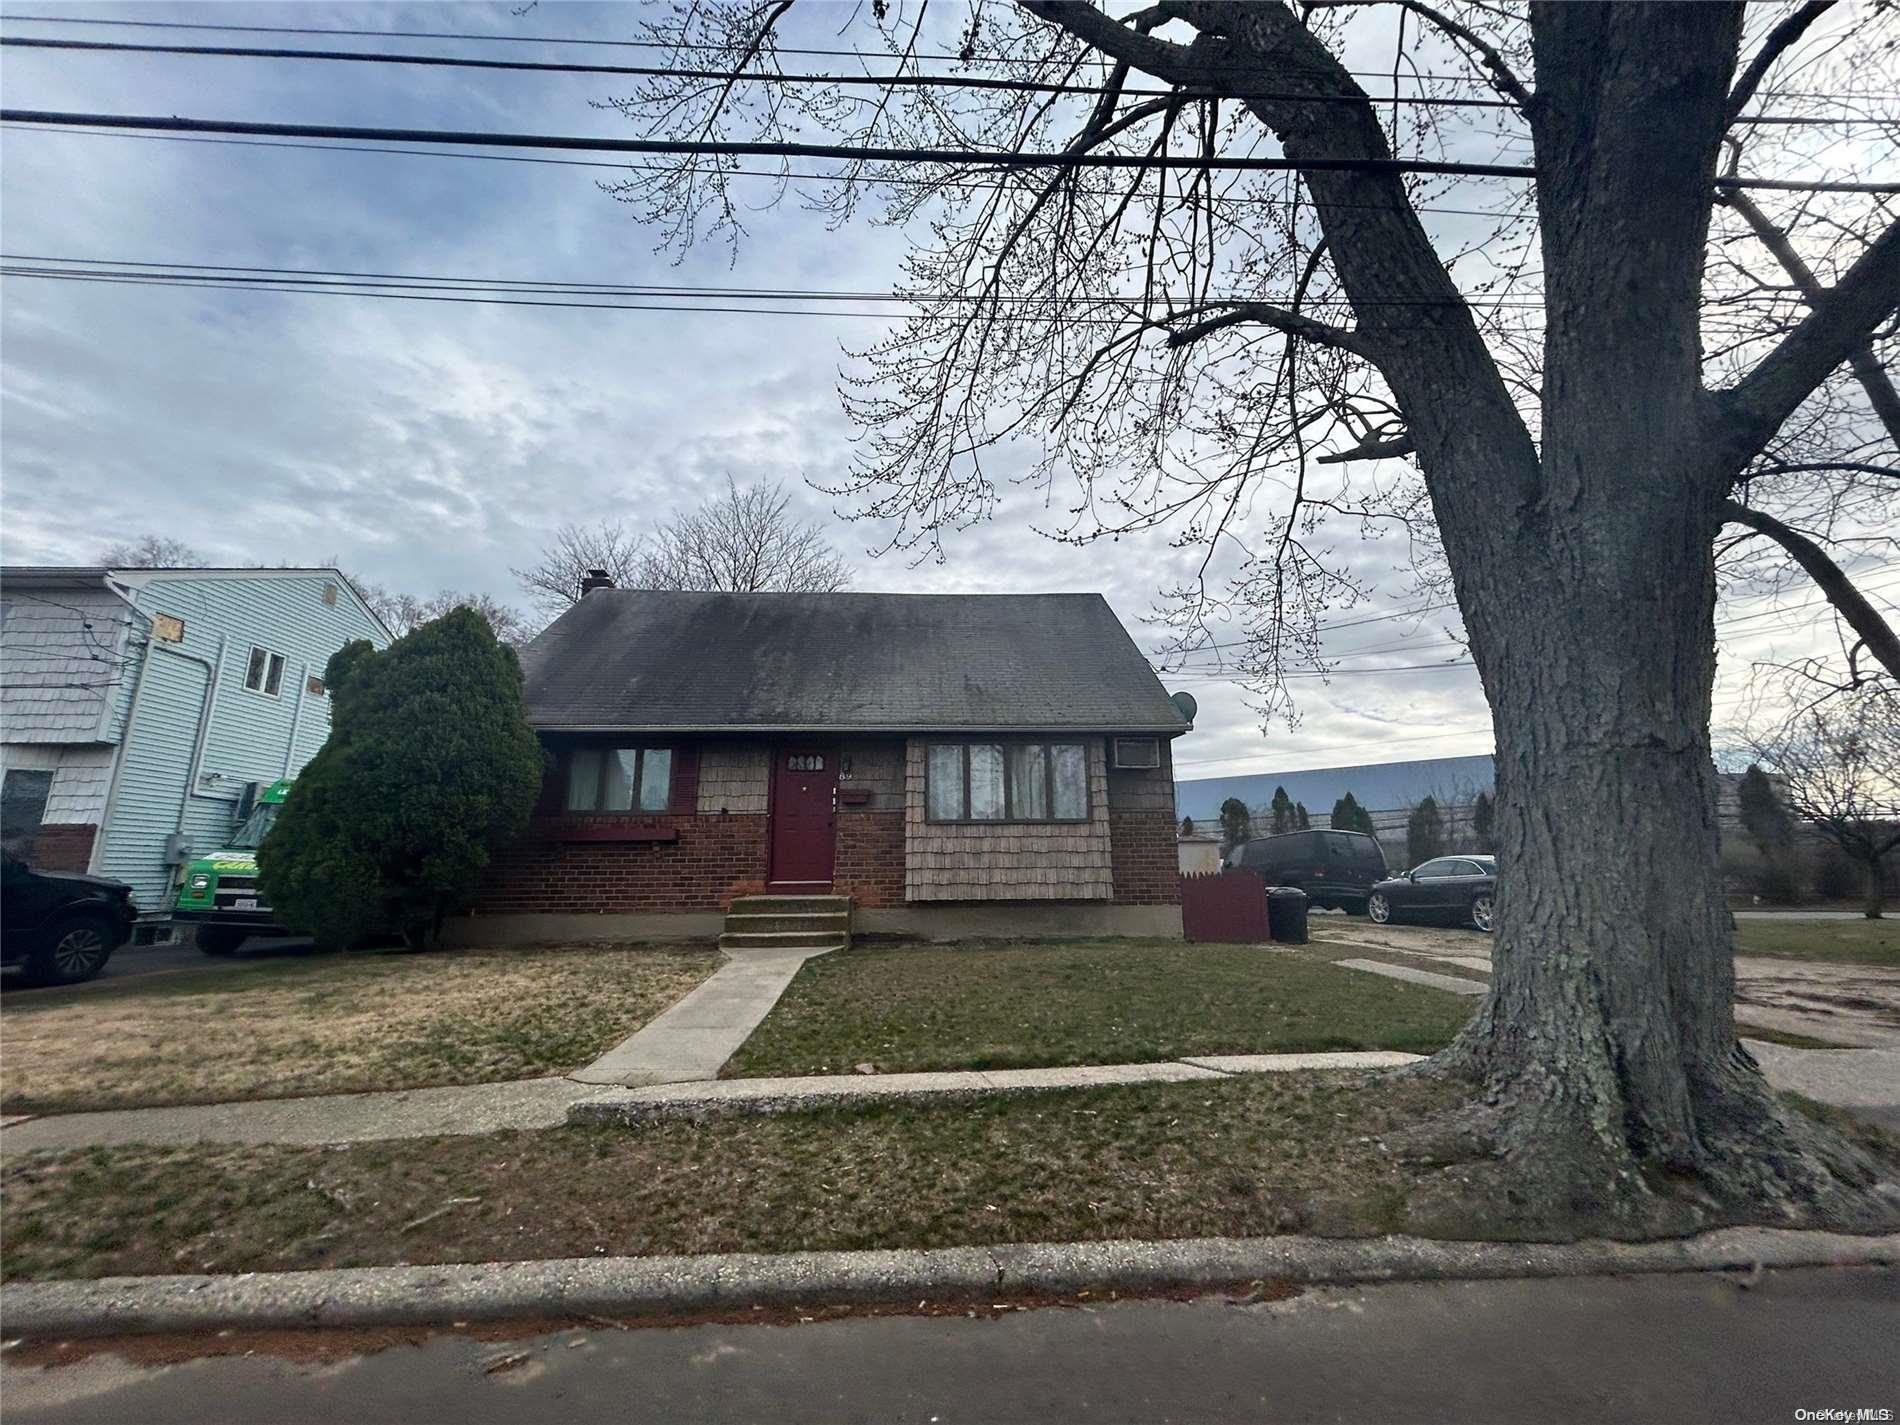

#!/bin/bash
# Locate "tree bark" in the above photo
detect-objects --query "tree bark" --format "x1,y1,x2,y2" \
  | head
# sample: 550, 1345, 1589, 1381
1411, 5, 1893, 1230
1867, 856, 1888, 920
1027, 0, 1899, 1229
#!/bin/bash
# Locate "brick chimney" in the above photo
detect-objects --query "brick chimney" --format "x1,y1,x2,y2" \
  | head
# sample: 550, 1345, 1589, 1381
579, 568, 615, 596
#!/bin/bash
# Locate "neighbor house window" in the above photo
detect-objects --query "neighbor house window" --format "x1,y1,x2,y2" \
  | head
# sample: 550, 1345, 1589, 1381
244, 645, 286, 696
925, 741, 1088, 822
566, 747, 673, 813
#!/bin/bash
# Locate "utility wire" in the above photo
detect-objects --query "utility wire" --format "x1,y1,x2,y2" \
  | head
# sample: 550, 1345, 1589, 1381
0, 35, 1522, 108
1, 10, 1890, 103
3, 33, 1881, 129
5, 111, 1889, 190
0, 254, 1561, 309
1170, 573, 1900, 670
0, 109, 1543, 177
0, 124, 1549, 220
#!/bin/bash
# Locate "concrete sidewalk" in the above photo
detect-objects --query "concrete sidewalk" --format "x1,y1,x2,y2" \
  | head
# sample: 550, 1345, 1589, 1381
569, 1051, 1424, 1125
0, 1051, 1423, 1153
1330, 957, 1900, 1129
569, 945, 835, 1087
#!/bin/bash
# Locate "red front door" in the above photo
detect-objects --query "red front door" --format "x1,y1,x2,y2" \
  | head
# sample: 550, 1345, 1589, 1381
769, 746, 837, 888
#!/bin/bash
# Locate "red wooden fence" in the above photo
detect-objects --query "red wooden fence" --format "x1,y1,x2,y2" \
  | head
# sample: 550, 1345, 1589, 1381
1180, 868, 1269, 943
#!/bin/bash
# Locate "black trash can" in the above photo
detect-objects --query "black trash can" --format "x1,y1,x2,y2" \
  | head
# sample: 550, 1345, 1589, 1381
1266, 885, 1309, 944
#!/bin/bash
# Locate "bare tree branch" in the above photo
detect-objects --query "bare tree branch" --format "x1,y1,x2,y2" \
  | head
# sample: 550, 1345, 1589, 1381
1715, 217, 1900, 470
1726, 0, 1839, 123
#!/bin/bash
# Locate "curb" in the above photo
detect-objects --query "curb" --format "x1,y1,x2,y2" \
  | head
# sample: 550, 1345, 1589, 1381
4, 1228, 1895, 1339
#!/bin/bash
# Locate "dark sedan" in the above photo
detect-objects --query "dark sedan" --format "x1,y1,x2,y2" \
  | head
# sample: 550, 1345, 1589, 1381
1, 849, 137, 985
1367, 855, 1497, 932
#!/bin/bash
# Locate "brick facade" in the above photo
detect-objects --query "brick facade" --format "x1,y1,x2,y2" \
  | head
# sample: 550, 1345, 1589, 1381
474, 731, 1184, 920
835, 808, 905, 908
26, 821, 97, 874
1108, 807, 1183, 905
471, 812, 769, 915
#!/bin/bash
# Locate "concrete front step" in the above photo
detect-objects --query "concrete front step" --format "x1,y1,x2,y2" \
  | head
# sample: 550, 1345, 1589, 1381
729, 894, 851, 916
717, 931, 851, 953
725, 912, 851, 935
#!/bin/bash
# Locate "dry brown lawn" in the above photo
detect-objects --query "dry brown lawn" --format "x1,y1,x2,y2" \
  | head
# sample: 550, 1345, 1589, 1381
0, 945, 717, 1116
1, 1071, 1471, 1281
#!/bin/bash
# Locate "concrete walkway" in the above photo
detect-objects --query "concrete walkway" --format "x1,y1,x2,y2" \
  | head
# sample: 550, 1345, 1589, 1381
569, 1051, 1424, 1125
569, 945, 836, 1087
0, 1051, 1424, 1153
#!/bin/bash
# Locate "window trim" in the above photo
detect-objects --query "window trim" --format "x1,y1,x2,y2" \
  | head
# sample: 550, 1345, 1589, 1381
243, 644, 287, 698
562, 744, 677, 815
923, 739, 1092, 825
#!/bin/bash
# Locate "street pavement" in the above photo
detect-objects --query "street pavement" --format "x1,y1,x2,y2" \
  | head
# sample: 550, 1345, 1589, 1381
5, 1267, 1894, 1424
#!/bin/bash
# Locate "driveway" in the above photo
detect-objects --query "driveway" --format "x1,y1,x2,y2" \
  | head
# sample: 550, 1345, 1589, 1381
0, 938, 316, 996
1311, 921, 1900, 1049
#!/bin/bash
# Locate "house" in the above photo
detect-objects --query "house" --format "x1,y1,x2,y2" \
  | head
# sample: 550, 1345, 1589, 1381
454, 587, 1193, 943
0, 566, 390, 912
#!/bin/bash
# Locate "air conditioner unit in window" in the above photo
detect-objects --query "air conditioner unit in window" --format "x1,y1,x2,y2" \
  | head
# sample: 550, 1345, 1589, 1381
1112, 736, 1161, 770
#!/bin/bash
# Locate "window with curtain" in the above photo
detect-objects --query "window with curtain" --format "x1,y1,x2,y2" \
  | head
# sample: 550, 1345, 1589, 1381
566, 747, 673, 812
925, 741, 1089, 822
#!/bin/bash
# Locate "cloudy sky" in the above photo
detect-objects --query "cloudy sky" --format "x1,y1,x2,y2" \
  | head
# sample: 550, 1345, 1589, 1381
3, 1, 1892, 787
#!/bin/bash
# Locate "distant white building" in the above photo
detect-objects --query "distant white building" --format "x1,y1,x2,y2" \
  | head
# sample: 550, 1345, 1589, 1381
1177, 831, 1223, 876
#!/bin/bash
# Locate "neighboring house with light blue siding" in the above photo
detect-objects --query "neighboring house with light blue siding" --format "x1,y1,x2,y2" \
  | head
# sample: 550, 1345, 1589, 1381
0, 566, 389, 913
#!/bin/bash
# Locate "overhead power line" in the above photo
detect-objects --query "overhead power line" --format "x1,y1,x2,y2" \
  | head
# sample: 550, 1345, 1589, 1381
0, 253, 1558, 310
0, 124, 1548, 219
1, 10, 1889, 104
0, 35, 1519, 108
2, 34, 1879, 129
5, 112, 1889, 191
0, 109, 1543, 177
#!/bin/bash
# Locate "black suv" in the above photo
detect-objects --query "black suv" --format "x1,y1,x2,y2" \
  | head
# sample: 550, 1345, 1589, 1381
1223, 829, 1389, 913
1, 849, 137, 986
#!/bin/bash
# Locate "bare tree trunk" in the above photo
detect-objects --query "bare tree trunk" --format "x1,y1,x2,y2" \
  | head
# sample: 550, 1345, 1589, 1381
1396, 7, 1895, 1232
1866, 856, 1888, 920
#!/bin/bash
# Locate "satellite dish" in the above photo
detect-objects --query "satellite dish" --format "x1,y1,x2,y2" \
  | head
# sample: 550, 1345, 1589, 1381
1170, 690, 1198, 723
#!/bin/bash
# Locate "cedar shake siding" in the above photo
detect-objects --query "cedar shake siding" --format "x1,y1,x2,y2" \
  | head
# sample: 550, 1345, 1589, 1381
903, 738, 1114, 902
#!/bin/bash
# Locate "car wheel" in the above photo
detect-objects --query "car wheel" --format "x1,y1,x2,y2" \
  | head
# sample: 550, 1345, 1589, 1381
196, 926, 247, 957
1470, 893, 1495, 933
1368, 893, 1392, 925
24, 915, 114, 986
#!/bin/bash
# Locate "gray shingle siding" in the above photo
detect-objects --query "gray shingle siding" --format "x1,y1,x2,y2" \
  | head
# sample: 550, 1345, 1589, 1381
0, 581, 138, 742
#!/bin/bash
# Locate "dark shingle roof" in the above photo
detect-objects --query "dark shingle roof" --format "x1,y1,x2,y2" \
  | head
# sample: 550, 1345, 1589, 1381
520, 591, 1190, 733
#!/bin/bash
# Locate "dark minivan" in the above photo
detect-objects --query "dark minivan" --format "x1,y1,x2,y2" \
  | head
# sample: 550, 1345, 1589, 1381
1223, 830, 1388, 914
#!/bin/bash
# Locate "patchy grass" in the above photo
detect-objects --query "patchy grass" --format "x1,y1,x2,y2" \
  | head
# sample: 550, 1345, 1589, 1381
1734, 918, 1899, 968
0, 1070, 1469, 1282
0, 945, 717, 1116
725, 938, 1475, 1078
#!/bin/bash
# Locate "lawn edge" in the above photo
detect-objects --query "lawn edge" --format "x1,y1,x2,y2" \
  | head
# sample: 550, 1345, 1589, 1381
7, 1227, 1896, 1339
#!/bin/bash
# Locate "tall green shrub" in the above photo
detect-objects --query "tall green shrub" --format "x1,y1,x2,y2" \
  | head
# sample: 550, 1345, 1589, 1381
1407, 796, 1447, 866
1269, 785, 1294, 834
1294, 801, 1311, 831
259, 608, 545, 948
1470, 791, 1495, 853
1219, 797, 1253, 852
1331, 792, 1375, 837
